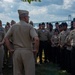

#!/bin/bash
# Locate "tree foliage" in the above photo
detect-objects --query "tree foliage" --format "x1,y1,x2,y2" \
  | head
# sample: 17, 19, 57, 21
21, 0, 41, 3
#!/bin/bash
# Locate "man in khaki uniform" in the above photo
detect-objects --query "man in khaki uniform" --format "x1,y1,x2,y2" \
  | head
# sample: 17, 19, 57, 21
47, 23, 54, 63
4, 10, 39, 75
58, 23, 69, 70
0, 20, 5, 75
51, 29, 59, 64
37, 22, 50, 64
67, 18, 75, 75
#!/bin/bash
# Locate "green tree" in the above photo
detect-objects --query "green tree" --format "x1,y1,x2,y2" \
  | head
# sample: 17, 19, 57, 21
21, 0, 41, 3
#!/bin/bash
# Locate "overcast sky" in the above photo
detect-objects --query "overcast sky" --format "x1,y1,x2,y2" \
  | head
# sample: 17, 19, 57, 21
0, 0, 75, 24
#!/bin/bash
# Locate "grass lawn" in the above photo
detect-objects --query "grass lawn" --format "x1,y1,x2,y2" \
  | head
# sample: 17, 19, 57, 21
36, 63, 71, 75
35, 51, 71, 75
3, 62, 71, 75
3, 51, 71, 75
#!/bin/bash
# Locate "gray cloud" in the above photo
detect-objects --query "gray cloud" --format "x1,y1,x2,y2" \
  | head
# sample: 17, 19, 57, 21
0, 0, 75, 24
69, 2, 75, 11
32, 0, 63, 6
47, 8, 73, 17
0, 7, 5, 13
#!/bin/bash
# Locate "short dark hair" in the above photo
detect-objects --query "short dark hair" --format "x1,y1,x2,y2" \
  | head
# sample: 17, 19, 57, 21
55, 22, 59, 25
59, 24, 63, 28
39, 23, 41, 26
62, 22, 68, 27
73, 18, 75, 22
42, 22, 45, 25
0, 20, 2, 23
54, 29, 59, 33
46, 22, 49, 24
49, 23, 53, 27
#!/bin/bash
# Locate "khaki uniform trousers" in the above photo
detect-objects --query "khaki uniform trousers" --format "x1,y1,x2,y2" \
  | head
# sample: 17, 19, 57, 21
13, 48, 35, 75
0, 45, 4, 74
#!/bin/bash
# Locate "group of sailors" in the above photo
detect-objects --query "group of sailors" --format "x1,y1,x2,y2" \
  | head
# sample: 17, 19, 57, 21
35, 18, 75, 75
0, 20, 16, 75
0, 18, 75, 75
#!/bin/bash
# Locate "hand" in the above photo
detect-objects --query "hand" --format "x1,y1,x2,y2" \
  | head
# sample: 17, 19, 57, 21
0, 42, 3, 47
33, 50, 38, 55
60, 45, 63, 48
9, 49, 14, 55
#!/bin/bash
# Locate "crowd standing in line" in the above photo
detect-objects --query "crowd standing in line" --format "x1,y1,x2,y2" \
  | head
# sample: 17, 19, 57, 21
36, 18, 75, 75
0, 11, 75, 75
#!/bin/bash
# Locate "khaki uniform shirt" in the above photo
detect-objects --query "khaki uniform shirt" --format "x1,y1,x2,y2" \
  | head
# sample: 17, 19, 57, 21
0, 27, 5, 42
68, 29, 75, 46
65, 35, 72, 50
51, 34, 59, 47
49, 29, 54, 39
37, 28, 50, 41
58, 29, 70, 47
5, 20, 38, 50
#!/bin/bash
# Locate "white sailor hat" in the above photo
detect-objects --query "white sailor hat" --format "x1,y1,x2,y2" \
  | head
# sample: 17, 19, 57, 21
18, 10, 29, 16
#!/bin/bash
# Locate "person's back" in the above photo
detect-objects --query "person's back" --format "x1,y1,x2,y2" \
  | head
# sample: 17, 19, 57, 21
4, 9, 39, 75
11, 21, 34, 49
